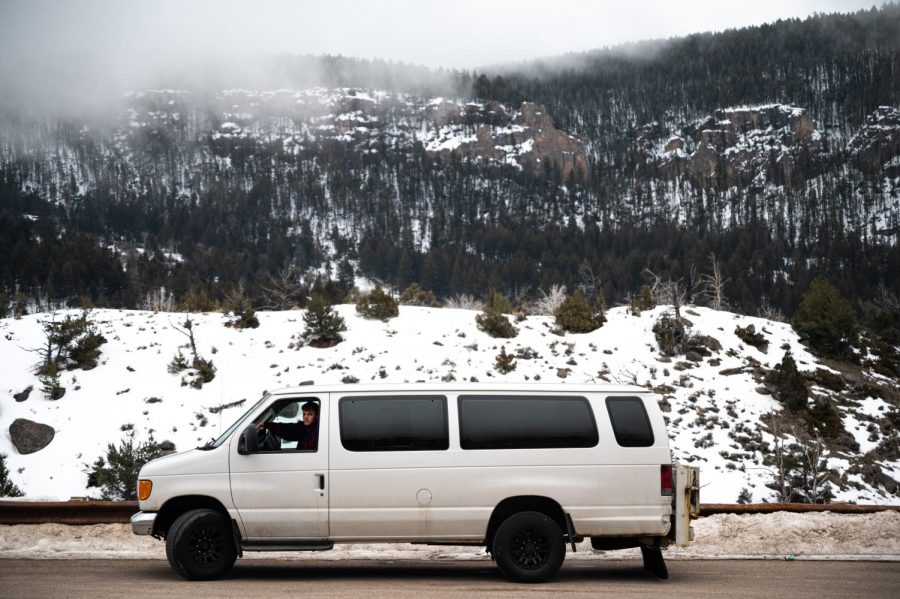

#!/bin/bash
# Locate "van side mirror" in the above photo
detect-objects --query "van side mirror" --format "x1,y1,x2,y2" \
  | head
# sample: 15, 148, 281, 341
237, 424, 259, 455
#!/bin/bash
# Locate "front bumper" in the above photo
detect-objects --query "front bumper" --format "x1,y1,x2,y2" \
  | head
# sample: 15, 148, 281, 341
130, 511, 157, 535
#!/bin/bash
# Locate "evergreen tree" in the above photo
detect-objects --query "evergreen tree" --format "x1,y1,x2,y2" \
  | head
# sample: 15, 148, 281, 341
86, 431, 164, 500
303, 294, 347, 347
794, 278, 858, 358
555, 289, 603, 333
0, 453, 23, 497
766, 352, 809, 411
356, 283, 399, 320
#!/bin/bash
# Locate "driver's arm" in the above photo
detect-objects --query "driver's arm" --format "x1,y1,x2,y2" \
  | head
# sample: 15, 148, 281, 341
259, 421, 301, 441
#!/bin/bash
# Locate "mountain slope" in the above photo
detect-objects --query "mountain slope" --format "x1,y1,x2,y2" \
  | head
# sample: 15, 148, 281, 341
1, 305, 897, 503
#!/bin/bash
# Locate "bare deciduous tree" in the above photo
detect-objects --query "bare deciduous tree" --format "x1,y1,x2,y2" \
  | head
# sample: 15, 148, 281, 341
578, 261, 601, 305
534, 284, 567, 316
142, 287, 175, 312
260, 266, 306, 310
698, 253, 729, 311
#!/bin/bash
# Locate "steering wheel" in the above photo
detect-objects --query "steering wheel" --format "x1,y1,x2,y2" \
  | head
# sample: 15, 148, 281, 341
257, 427, 280, 451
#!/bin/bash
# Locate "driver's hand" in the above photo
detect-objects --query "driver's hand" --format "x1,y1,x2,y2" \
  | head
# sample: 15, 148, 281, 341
256, 422, 264, 430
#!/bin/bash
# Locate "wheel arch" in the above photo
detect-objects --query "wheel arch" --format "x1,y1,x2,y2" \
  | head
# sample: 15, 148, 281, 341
152, 495, 233, 539
485, 495, 567, 549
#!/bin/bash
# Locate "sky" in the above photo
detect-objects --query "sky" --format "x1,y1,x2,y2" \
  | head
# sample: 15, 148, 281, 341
0, 0, 884, 110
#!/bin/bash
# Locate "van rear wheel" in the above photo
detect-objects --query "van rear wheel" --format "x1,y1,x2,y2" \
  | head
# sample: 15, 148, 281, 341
492, 511, 565, 583
165, 508, 237, 581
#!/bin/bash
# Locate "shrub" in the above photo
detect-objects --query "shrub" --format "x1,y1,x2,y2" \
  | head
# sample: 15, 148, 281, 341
86, 431, 166, 500
735, 324, 768, 352
40, 362, 65, 400
475, 307, 518, 338
809, 399, 844, 439
766, 352, 809, 411
483, 288, 513, 314
179, 287, 218, 312
186, 358, 216, 389
223, 288, 260, 329
534, 284, 567, 316
630, 285, 656, 315
0, 453, 23, 497
37, 310, 107, 374
653, 312, 688, 356
445, 294, 481, 311
303, 294, 347, 347
794, 278, 858, 358
399, 283, 440, 307
494, 345, 517, 374
356, 283, 399, 320
554, 289, 604, 333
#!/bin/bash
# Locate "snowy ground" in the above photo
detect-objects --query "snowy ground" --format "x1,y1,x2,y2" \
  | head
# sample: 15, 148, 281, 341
1, 512, 898, 560
1, 305, 898, 502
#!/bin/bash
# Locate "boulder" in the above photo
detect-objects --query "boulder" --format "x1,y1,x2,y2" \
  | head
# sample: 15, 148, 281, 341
9, 418, 55, 454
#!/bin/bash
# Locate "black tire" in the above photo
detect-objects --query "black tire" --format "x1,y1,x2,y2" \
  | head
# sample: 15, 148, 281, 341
492, 511, 566, 583
165, 508, 237, 581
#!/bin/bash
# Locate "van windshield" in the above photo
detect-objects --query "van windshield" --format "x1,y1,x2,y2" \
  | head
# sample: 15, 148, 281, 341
198, 394, 269, 450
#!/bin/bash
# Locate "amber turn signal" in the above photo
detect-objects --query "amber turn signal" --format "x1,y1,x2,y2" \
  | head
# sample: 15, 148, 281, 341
138, 479, 152, 501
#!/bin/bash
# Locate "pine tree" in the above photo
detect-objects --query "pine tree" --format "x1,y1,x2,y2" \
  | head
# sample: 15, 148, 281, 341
356, 283, 399, 320
555, 289, 602, 333
794, 278, 858, 358
766, 352, 809, 411
0, 453, 23, 497
303, 294, 347, 347
86, 432, 164, 500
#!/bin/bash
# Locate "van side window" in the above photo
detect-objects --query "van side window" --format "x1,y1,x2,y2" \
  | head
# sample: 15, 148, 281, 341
458, 395, 598, 450
339, 396, 448, 451
606, 397, 654, 447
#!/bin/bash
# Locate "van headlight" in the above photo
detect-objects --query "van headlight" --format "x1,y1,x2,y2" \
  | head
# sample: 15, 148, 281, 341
138, 479, 153, 501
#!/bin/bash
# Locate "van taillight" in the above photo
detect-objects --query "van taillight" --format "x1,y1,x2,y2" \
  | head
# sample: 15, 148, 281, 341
661, 465, 674, 496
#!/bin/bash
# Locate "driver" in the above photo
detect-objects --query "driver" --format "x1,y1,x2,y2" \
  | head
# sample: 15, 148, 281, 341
257, 400, 319, 450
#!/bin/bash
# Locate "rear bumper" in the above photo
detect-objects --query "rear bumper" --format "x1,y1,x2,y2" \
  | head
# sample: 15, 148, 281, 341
130, 511, 156, 536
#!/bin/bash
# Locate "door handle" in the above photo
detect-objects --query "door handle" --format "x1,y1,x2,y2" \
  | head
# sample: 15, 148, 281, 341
316, 474, 325, 491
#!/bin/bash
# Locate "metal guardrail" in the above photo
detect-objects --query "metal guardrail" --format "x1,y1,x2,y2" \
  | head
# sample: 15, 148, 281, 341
0, 501, 898, 525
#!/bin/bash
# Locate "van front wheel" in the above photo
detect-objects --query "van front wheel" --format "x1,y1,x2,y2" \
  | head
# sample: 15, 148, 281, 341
165, 508, 237, 581
492, 511, 565, 583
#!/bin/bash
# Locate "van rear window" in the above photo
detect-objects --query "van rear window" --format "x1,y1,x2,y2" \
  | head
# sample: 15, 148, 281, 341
606, 397, 654, 447
339, 395, 448, 451
458, 395, 598, 450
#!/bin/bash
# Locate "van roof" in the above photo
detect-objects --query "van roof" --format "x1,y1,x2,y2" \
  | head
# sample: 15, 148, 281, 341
269, 382, 651, 396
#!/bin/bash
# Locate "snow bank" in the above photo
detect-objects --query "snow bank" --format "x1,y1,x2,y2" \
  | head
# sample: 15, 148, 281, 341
1, 512, 897, 561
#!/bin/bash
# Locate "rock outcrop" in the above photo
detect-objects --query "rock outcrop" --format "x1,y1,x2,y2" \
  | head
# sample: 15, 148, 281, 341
641, 104, 821, 189
9, 418, 55, 454
427, 101, 589, 181
848, 106, 900, 174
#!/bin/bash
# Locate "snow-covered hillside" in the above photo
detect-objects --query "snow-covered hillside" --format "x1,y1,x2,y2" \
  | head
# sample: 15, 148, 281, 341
1, 305, 897, 503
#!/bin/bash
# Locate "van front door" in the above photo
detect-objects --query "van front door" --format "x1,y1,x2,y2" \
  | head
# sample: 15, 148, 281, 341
229, 396, 329, 540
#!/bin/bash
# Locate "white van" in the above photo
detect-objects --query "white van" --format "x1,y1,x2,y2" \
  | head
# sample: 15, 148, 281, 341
132, 384, 699, 582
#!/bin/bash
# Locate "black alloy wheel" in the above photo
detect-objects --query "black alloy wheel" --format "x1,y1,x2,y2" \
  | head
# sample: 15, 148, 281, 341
492, 511, 566, 583
166, 508, 238, 581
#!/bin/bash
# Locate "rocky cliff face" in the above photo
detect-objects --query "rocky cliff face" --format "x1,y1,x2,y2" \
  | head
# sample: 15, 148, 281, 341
848, 106, 900, 175
425, 101, 589, 180
637, 104, 822, 189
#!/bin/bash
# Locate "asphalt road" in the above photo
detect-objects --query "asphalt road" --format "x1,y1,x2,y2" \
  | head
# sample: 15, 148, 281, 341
1, 558, 898, 599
